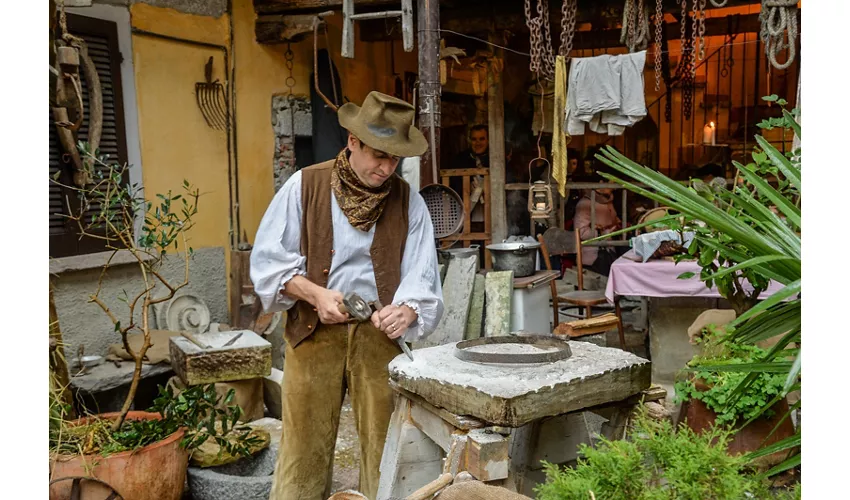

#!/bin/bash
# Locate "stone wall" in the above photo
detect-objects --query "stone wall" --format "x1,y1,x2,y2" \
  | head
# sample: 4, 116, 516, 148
51, 247, 228, 363
271, 94, 312, 191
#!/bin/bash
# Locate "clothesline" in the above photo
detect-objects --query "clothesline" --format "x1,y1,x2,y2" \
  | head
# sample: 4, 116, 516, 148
434, 29, 764, 59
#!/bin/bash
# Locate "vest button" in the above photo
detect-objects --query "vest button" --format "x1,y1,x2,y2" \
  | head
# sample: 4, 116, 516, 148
312, 307, 317, 312
323, 268, 329, 275
331, 249, 336, 255
307, 324, 313, 329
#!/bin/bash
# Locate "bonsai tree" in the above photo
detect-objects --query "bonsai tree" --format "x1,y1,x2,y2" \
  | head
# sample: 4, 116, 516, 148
50, 142, 261, 460
592, 95, 801, 476
52, 141, 199, 431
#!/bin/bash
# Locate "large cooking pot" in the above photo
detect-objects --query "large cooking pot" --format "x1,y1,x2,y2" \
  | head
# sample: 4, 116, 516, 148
486, 241, 541, 278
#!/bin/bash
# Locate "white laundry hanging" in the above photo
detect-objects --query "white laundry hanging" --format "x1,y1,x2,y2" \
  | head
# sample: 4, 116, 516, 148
565, 50, 647, 136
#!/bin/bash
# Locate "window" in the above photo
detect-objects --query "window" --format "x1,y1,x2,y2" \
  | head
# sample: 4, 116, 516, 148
50, 14, 129, 258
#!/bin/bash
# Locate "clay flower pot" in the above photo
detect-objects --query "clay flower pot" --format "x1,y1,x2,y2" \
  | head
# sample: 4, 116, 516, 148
49, 411, 189, 500
678, 380, 796, 469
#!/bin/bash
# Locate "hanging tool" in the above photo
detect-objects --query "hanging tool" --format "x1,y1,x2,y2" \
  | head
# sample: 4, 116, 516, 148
338, 292, 415, 361
195, 56, 228, 131
342, 0, 413, 59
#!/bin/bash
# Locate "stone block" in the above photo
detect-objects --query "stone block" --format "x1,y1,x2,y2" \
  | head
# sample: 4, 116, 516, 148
417, 255, 477, 348
465, 274, 485, 340
389, 341, 650, 427
484, 271, 514, 337
466, 429, 510, 481
169, 330, 271, 386
263, 368, 284, 419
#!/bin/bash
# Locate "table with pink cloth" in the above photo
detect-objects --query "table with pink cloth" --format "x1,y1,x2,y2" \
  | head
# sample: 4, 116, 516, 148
605, 254, 790, 303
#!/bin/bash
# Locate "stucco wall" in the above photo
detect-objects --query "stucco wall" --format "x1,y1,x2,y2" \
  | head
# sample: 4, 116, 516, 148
52, 247, 228, 361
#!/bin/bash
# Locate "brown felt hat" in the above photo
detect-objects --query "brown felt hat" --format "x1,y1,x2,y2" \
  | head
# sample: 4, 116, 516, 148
338, 91, 428, 158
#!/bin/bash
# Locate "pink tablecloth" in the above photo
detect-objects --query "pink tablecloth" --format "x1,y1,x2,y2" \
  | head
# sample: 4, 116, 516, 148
604, 255, 790, 303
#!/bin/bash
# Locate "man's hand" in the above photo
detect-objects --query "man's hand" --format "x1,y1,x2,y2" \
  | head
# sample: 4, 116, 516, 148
372, 304, 418, 339
315, 288, 349, 324
282, 276, 349, 324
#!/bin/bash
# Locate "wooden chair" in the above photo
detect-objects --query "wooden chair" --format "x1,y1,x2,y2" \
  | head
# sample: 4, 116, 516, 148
537, 227, 626, 350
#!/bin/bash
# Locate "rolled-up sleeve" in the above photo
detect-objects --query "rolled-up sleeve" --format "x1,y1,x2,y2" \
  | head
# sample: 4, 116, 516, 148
250, 171, 306, 313
393, 190, 444, 342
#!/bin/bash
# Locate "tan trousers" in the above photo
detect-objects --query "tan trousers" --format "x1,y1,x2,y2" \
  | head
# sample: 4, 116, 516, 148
270, 321, 401, 500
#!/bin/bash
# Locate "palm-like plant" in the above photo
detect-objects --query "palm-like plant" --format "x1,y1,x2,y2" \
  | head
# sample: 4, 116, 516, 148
592, 96, 800, 476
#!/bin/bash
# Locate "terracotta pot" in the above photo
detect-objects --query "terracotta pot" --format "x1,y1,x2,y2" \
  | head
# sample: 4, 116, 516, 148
49, 411, 188, 500
678, 381, 796, 468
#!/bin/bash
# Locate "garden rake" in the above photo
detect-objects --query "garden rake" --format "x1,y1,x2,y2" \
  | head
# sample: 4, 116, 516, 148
195, 56, 228, 130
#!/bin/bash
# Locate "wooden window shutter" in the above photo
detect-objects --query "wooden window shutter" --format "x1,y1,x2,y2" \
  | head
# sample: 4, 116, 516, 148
50, 14, 129, 258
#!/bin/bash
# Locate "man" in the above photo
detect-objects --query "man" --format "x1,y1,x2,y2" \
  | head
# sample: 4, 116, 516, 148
450, 124, 489, 171
251, 91, 444, 500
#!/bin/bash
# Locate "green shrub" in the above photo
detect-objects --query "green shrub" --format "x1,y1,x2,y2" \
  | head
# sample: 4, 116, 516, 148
534, 408, 793, 500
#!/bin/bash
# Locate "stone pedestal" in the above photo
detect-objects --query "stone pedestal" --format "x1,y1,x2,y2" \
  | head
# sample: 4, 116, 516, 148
169, 330, 271, 386
377, 341, 654, 499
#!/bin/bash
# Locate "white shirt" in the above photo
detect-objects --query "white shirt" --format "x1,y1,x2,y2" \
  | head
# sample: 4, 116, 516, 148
250, 170, 444, 342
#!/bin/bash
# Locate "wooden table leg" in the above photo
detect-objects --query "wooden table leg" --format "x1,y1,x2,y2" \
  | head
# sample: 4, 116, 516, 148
614, 296, 626, 350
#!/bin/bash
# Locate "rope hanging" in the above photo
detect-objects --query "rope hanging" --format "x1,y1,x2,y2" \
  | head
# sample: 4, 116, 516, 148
621, 0, 650, 53
760, 0, 798, 70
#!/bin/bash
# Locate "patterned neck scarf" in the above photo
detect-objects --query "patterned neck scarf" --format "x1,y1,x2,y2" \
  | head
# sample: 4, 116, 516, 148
331, 149, 393, 232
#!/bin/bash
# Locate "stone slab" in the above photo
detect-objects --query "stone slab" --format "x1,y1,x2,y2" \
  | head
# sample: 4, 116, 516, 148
70, 361, 173, 393
389, 341, 651, 427
417, 255, 477, 348
263, 368, 284, 419
169, 330, 271, 386
484, 271, 514, 337
464, 274, 486, 340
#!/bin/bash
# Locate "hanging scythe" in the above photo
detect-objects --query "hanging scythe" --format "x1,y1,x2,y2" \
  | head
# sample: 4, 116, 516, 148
52, 5, 102, 187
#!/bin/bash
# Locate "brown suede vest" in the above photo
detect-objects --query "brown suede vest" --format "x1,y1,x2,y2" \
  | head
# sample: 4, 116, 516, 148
284, 159, 410, 348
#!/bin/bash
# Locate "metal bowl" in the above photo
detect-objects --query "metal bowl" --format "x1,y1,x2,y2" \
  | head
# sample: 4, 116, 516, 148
80, 355, 104, 368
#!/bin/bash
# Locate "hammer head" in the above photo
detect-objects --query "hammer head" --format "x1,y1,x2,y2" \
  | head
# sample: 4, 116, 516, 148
342, 292, 372, 322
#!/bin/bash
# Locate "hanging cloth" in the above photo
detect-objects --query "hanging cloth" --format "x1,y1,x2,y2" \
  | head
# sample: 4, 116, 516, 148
551, 55, 571, 197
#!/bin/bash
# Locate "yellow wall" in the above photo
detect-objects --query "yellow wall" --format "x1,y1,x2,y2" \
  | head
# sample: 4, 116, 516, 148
129, 2, 233, 283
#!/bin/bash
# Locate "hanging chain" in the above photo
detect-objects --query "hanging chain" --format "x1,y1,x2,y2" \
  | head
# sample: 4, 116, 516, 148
622, 0, 649, 53
654, 0, 663, 91
525, 0, 555, 80
661, 23, 673, 122
284, 43, 296, 159
679, 0, 688, 57
559, 0, 578, 59
690, 0, 699, 73
697, 0, 707, 60
676, 0, 694, 120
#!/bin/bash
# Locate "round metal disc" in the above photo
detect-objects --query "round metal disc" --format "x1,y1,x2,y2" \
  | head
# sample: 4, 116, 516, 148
454, 335, 572, 364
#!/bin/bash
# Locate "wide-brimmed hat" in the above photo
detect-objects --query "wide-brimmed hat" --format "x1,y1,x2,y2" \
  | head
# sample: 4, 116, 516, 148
338, 91, 428, 158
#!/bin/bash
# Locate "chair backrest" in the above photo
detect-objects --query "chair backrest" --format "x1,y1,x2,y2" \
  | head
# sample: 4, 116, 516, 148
574, 229, 585, 291
541, 227, 576, 257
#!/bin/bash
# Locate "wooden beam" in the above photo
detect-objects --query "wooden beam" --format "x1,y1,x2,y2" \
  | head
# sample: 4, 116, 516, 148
487, 34, 507, 244
253, 0, 398, 15
255, 11, 334, 44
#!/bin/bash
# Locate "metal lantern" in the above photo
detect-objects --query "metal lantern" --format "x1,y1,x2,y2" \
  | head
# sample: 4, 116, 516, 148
528, 181, 553, 219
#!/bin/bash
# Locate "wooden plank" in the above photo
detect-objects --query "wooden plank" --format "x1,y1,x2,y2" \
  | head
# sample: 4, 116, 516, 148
487, 40, 507, 244
378, 396, 446, 500
410, 402, 459, 452
440, 167, 489, 177
440, 232, 491, 242
466, 429, 510, 481
443, 434, 468, 476
483, 170, 492, 269
512, 270, 560, 289
484, 270, 513, 337
255, 12, 333, 44
254, 0, 397, 14
391, 381, 485, 431
417, 254, 477, 347
465, 274, 485, 340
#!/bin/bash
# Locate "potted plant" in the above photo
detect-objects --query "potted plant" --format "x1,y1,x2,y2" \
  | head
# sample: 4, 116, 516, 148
48, 143, 260, 499
593, 95, 801, 476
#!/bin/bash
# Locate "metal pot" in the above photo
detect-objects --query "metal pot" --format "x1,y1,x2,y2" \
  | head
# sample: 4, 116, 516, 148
438, 245, 479, 264
485, 241, 541, 278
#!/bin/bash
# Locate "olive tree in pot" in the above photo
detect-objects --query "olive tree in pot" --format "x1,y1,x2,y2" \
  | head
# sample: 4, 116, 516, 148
49, 144, 260, 500
591, 95, 801, 477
